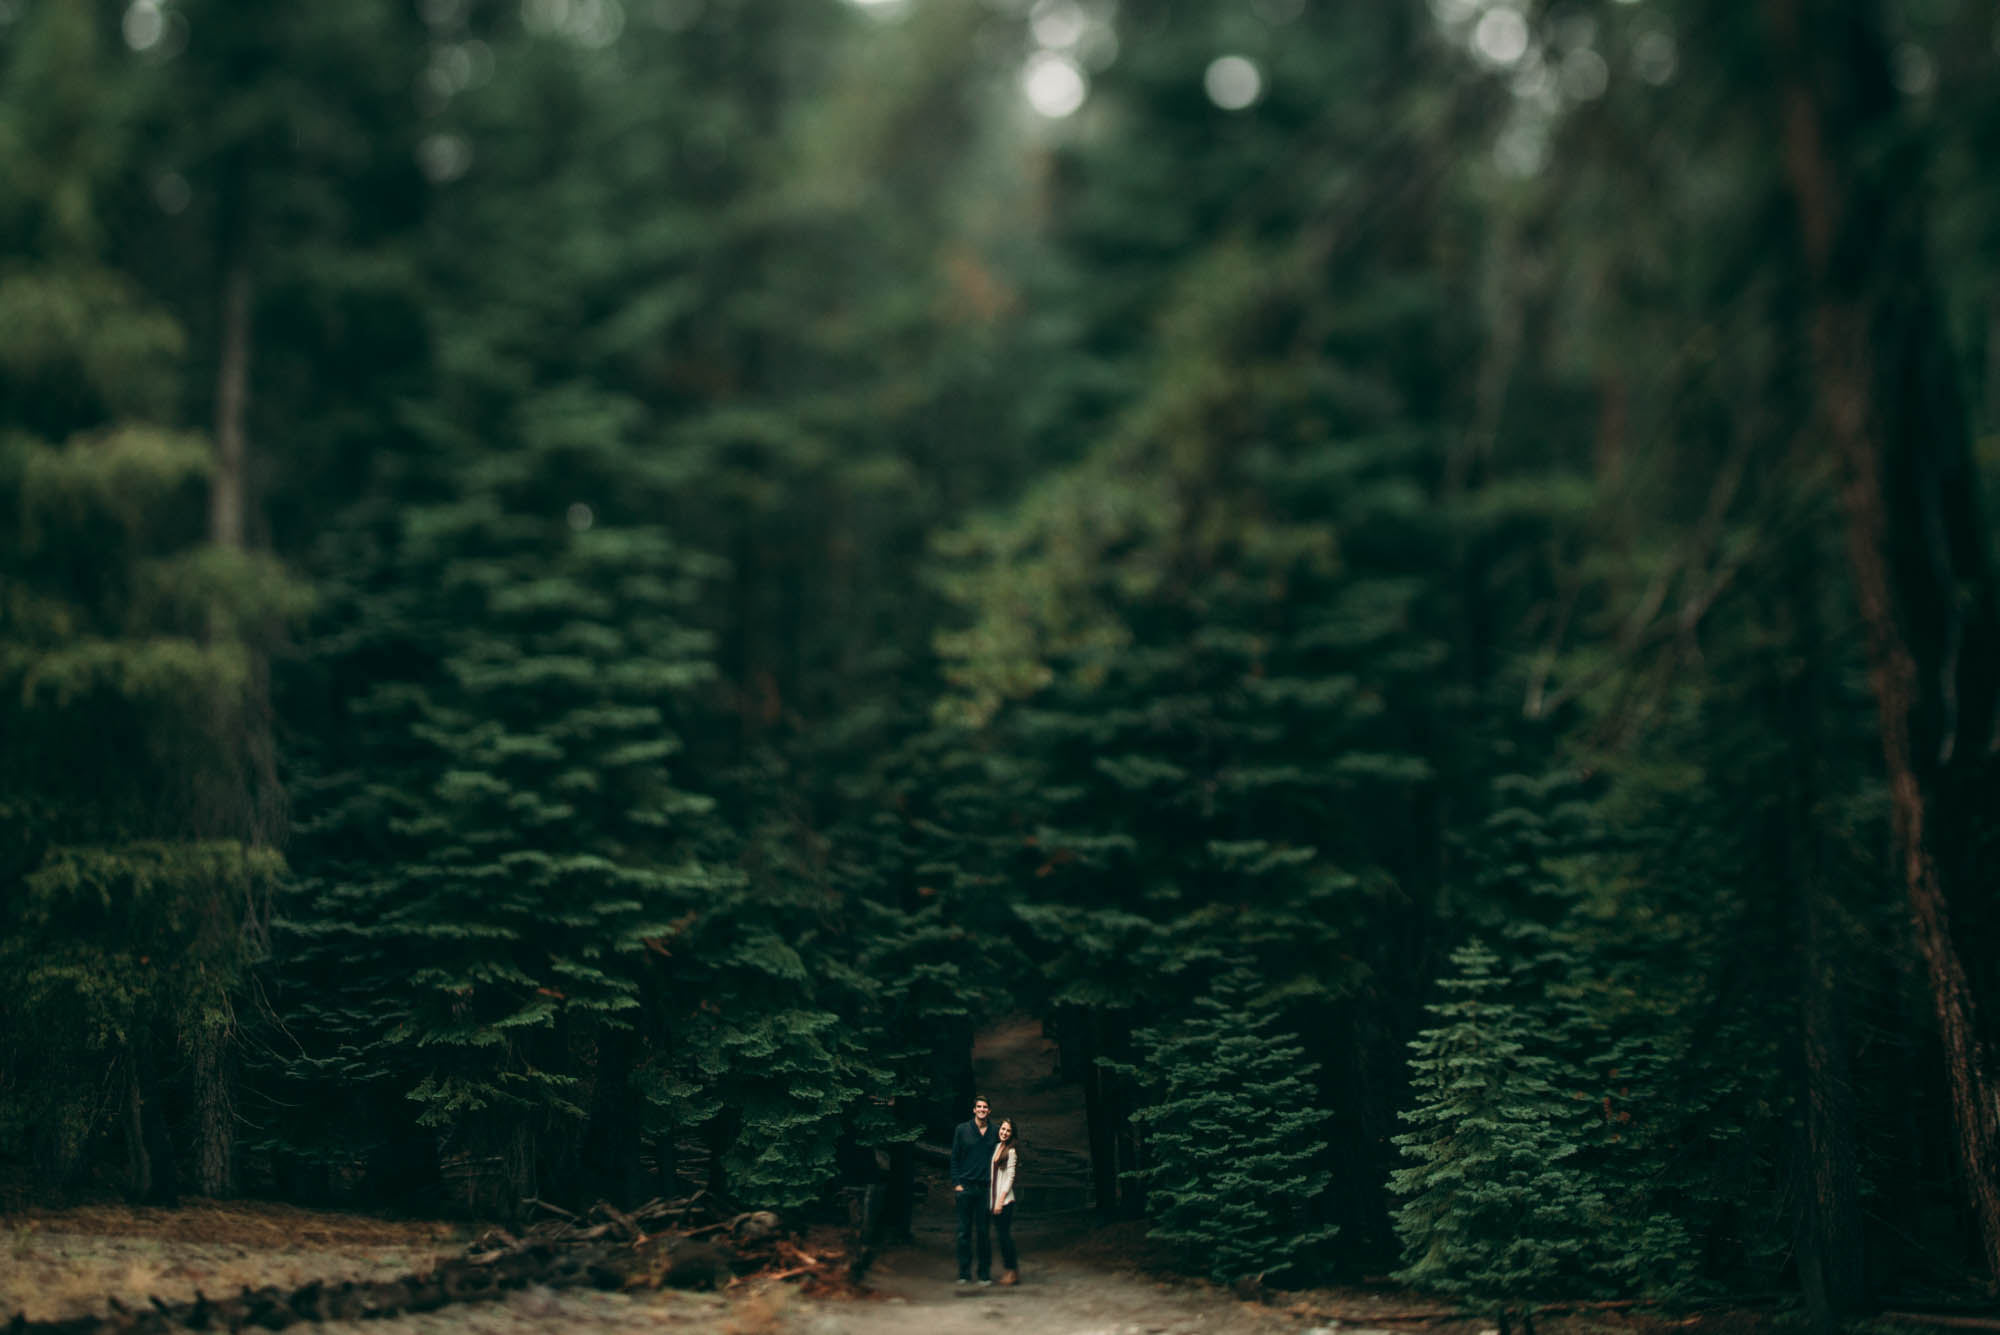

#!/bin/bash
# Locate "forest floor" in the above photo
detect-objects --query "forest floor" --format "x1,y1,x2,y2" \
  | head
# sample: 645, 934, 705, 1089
790, 1017, 1782, 1335
0, 1020, 1798, 1335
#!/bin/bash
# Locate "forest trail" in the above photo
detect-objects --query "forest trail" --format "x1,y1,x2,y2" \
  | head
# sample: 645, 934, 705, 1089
780, 1017, 1306, 1335
0, 1021, 1335, 1335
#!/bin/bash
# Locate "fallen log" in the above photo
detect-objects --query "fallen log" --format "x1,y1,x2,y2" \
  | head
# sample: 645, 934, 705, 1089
589, 1200, 642, 1240
522, 1196, 576, 1219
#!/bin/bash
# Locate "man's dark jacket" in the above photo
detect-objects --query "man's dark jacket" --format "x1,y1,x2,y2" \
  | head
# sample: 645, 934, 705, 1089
950, 1118, 996, 1190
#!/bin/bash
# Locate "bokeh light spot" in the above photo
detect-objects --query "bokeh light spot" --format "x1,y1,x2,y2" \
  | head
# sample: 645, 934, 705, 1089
434, 45, 475, 93
1473, 8, 1530, 67
418, 133, 474, 184
123, 0, 163, 51
1022, 51, 1088, 118
1204, 55, 1263, 111
1560, 48, 1608, 101
1494, 121, 1548, 178
153, 172, 191, 215
1509, 54, 1551, 100
567, 503, 595, 532
463, 40, 495, 87
571, 0, 624, 46
1892, 43, 1935, 97
1633, 29, 1677, 85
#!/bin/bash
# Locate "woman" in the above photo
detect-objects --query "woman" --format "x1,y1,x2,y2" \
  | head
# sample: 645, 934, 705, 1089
989, 1118, 1021, 1285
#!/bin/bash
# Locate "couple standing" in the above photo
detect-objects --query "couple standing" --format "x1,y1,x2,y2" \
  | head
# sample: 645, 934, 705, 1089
948, 1096, 1021, 1286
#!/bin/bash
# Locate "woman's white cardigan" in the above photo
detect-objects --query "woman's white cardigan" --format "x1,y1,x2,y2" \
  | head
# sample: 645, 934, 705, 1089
990, 1147, 1018, 1210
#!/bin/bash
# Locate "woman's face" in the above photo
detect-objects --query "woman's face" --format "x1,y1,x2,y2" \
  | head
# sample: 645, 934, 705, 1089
998, 1121, 1013, 1141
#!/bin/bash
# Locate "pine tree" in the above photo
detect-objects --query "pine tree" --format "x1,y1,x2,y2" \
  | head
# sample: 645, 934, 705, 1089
1128, 966, 1338, 1285
269, 0, 902, 1211
1456, 768, 1710, 1300
276, 488, 733, 1210
1391, 941, 1605, 1331
0, 0, 307, 1198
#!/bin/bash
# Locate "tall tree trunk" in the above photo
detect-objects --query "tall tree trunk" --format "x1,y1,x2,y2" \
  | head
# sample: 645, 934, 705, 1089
210, 259, 252, 550
705, 1112, 737, 1201
1076, 1007, 1116, 1216
880, 1134, 916, 1243
1781, 557, 1865, 1329
1076, 1007, 1143, 1218
1323, 996, 1400, 1270
125, 1056, 152, 1204
1794, 868, 1863, 1328
129, 1036, 180, 1206
1767, 0, 2000, 1282
1072, 1005, 1137, 1217
187, 254, 258, 1199
581, 1026, 646, 1208
190, 1015, 236, 1197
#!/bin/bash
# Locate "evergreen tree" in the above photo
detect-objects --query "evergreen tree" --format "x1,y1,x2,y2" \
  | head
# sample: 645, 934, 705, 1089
1455, 769, 1707, 1300
1391, 941, 1605, 1331
0, 0, 307, 1198
277, 489, 733, 1210
1128, 966, 1337, 1285
269, 0, 914, 1211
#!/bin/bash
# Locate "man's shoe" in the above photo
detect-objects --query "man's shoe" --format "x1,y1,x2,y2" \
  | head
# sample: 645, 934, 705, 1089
956, 1278, 970, 1286
998, 1270, 1018, 1286
979, 1278, 993, 1286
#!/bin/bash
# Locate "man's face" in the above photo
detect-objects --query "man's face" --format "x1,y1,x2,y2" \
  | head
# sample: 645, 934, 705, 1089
973, 1099, 990, 1124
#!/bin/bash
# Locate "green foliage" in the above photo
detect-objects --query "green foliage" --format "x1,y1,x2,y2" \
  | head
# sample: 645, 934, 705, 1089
1390, 941, 1607, 1313
0, 3, 307, 1187
276, 472, 736, 1202
268, 0, 955, 1209
1128, 967, 1338, 1285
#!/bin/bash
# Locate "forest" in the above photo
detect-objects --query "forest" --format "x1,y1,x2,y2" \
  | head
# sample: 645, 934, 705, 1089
3, 0, 1999, 1329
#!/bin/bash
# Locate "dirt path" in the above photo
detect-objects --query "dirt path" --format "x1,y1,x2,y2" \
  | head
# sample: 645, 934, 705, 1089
793, 1222, 1305, 1335
782, 1017, 1308, 1335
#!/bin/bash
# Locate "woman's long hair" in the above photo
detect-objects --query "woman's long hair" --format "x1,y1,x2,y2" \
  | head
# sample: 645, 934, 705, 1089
993, 1118, 1019, 1170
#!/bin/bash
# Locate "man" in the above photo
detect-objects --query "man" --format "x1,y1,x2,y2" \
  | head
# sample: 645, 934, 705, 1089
949, 1095, 998, 1285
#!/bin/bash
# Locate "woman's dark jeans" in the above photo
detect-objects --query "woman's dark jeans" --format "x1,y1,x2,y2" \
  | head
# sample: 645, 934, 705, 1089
993, 1202, 1018, 1271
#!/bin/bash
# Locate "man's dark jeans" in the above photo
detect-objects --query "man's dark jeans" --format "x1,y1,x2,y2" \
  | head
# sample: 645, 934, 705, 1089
953, 1186, 991, 1280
